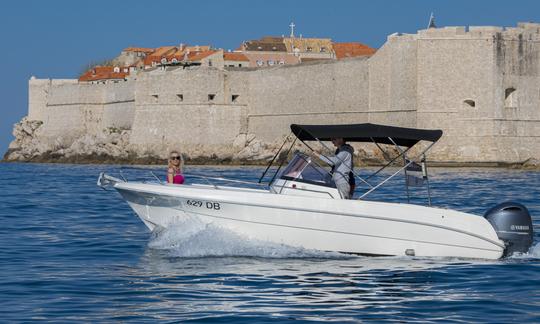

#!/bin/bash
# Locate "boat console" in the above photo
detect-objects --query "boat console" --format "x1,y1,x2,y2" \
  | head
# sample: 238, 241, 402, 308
270, 153, 342, 199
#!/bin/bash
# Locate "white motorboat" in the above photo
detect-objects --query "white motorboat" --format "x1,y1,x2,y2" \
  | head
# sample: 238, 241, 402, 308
98, 123, 534, 259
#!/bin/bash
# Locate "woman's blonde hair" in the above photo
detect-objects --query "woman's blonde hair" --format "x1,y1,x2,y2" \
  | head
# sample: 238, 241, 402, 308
168, 150, 184, 172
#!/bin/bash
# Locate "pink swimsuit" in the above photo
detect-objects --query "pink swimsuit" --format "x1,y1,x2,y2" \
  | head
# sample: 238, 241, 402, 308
173, 173, 185, 184
169, 168, 185, 184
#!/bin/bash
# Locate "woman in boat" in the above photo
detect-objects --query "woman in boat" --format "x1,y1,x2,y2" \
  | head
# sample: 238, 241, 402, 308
319, 138, 354, 199
167, 150, 185, 184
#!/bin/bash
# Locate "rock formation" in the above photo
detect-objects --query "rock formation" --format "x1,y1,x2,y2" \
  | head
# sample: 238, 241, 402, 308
4, 118, 392, 166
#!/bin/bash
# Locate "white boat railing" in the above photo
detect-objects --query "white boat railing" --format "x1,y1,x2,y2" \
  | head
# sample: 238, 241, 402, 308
105, 167, 270, 190
188, 174, 269, 189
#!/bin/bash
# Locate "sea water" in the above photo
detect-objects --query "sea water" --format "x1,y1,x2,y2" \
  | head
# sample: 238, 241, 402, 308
1, 162, 539, 322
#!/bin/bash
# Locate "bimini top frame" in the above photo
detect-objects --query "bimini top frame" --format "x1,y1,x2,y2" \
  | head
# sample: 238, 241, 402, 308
261, 123, 443, 204
290, 123, 442, 147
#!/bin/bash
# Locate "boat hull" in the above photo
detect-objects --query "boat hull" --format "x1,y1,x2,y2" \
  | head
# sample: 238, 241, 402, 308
115, 182, 505, 260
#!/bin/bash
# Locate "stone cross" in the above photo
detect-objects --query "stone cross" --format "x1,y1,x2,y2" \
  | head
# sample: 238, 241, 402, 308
289, 22, 295, 38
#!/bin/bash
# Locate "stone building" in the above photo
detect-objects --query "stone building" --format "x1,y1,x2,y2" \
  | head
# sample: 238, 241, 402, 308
282, 36, 335, 61
7, 22, 540, 166
223, 52, 250, 67
237, 36, 300, 67
79, 66, 129, 84
238, 33, 375, 66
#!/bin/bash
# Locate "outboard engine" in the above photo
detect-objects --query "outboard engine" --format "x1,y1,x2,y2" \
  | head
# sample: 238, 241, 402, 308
484, 202, 534, 257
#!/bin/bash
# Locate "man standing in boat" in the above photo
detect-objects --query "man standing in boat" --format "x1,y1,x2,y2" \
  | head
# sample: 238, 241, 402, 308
319, 138, 354, 199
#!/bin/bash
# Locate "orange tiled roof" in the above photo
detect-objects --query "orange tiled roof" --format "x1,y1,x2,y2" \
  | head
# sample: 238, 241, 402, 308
143, 45, 217, 66
333, 42, 376, 59
223, 52, 249, 61
143, 55, 160, 66
171, 50, 215, 61
150, 46, 177, 57
79, 66, 128, 82
143, 49, 219, 66
187, 50, 219, 61
184, 45, 211, 52
144, 48, 177, 66
123, 47, 154, 53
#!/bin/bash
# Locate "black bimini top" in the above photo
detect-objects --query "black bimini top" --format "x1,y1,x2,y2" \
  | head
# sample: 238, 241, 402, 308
291, 123, 443, 147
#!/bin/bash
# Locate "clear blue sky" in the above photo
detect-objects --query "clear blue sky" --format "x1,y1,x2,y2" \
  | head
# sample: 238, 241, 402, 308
1, 0, 539, 156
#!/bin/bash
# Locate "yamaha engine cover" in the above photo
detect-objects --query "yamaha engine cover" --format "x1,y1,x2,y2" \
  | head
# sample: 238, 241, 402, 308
484, 202, 533, 257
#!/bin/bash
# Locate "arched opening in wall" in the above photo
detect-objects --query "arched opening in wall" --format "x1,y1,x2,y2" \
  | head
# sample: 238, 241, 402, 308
463, 99, 476, 108
505, 87, 517, 108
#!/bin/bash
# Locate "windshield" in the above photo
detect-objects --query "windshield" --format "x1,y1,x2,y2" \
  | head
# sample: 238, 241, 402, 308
280, 153, 335, 187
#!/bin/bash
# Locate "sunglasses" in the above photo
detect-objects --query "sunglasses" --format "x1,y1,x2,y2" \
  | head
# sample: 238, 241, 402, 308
170, 156, 181, 160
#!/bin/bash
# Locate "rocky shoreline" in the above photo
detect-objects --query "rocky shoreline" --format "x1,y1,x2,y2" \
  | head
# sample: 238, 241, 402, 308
3, 117, 540, 169
2, 117, 298, 166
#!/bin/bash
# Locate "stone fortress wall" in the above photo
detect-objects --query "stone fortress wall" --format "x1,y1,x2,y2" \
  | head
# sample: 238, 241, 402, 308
28, 79, 135, 143
9, 22, 540, 165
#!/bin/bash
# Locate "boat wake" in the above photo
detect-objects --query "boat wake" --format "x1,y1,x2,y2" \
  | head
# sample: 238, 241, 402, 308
147, 216, 349, 259
507, 242, 540, 260
524, 242, 540, 258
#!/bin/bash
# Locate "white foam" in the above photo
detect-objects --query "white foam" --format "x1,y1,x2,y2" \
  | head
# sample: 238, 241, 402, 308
148, 216, 348, 259
506, 242, 540, 260
526, 242, 540, 258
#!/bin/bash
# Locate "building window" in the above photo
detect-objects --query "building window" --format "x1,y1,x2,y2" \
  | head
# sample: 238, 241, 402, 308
238, 64, 242, 67
208, 94, 216, 101
505, 87, 517, 108
279, 60, 285, 65
463, 99, 475, 108
232, 94, 239, 103
320, 47, 326, 52
177, 94, 183, 101
208, 60, 213, 67
256, 60, 264, 66
151, 94, 159, 103
268, 60, 275, 66
306, 47, 312, 52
